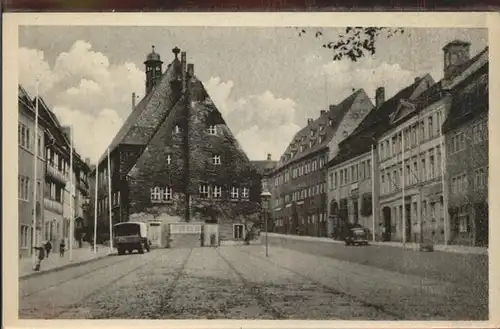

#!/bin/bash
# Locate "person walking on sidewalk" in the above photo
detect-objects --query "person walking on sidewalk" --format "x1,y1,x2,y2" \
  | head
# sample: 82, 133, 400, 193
44, 240, 52, 258
59, 239, 66, 257
32, 244, 46, 271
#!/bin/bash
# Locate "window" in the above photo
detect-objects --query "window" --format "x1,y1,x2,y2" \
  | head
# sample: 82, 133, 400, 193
199, 185, 210, 199
212, 155, 221, 165
20, 225, 29, 248
419, 121, 426, 141
421, 158, 426, 182
207, 125, 217, 135
233, 224, 244, 240
18, 175, 30, 201
213, 186, 222, 198
366, 159, 371, 178
459, 214, 469, 233
451, 132, 466, 153
428, 116, 434, 138
166, 154, 172, 165
174, 125, 181, 134
353, 165, 358, 181
242, 187, 249, 199
162, 187, 173, 201
475, 168, 487, 190
334, 172, 338, 187
312, 160, 317, 171
429, 150, 435, 180
37, 134, 43, 157
150, 187, 161, 201
379, 143, 384, 159
18, 122, 32, 150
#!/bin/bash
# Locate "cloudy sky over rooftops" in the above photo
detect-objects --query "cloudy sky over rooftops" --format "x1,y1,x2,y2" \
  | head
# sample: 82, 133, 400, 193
18, 26, 487, 161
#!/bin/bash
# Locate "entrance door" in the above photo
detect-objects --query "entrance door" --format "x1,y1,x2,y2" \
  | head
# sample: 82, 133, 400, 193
475, 202, 489, 246
382, 206, 391, 241
149, 222, 162, 248
405, 204, 412, 242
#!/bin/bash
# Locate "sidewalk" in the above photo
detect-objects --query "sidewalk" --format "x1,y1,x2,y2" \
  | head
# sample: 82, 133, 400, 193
265, 233, 488, 255
19, 244, 111, 279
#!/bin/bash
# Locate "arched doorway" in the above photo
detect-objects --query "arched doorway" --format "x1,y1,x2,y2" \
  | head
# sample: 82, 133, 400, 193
329, 200, 339, 239
382, 206, 392, 241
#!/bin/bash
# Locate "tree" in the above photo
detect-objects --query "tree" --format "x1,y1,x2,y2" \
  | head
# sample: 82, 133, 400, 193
297, 27, 405, 62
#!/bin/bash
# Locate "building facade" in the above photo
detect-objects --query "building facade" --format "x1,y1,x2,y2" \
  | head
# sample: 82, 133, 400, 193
271, 89, 374, 237
442, 46, 489, 247
18, 86, 91, 257
326, 40, 488, 246
92, 47, 263, 247
18, 86, 46, 258
327, 75, 435, 241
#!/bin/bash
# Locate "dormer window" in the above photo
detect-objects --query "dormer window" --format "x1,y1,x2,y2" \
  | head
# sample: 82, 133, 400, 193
329, 119, 333, 126
212, 155, 221, 165
319, 136, 324, 143
310, 130, 315, 137
299, 145, 304, 152
309, 141, 314, 148
174, 125, 181, 134
319, 125, 325, 132
207, 125, 217, 135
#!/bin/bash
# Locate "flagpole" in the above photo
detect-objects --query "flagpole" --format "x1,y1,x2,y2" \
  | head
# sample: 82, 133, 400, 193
371, 143, 376, 242
93, 160, 98, 254
440, 124, 448, 246
32, 79, 39, 267
107, 148, 113, 253
401, 130, 406, 245
69, 126, 74, 261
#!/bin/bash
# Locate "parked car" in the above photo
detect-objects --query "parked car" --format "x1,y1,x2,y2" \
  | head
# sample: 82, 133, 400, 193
344, 226, 369, 246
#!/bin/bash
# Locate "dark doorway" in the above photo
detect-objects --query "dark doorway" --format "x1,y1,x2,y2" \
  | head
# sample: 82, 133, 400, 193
382, 206, 391, 241
405, 203, 412, 242
475, 202, 489, 247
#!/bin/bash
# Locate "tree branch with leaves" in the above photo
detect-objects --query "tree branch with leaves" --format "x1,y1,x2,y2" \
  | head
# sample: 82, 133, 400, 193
298, 27, 405, 62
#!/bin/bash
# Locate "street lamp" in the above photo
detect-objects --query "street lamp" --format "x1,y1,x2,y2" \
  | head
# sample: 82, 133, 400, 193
260, 189, 271, 257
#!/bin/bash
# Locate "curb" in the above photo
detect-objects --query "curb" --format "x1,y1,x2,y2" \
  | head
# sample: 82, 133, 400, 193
19, 253, 110, 280
266, 234, 488, 255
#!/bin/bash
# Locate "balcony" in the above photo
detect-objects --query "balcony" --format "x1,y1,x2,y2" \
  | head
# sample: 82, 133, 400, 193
46, 164, 68, 184
44, 197, 63, 215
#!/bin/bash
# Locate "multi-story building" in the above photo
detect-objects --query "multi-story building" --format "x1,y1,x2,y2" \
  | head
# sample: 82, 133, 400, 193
442, 44, 488, 247
251, 153, 278, 232
270, 89, 374, 237
327, 75, 435, 240
91, 46, 263, 247
18, 86, 46, 258
326, 40, 488, 246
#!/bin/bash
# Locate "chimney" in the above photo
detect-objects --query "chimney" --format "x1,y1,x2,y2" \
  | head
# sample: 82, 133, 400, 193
187, 63, 194, 77
414, 77, 420, 83
307, 118, 313, 126
320, 110, 326, 116
443, 40, 471, 80
132, 92, 136, 111
267, 153, 272, 161
375, 87, 385, 107
181, 51, 187, 91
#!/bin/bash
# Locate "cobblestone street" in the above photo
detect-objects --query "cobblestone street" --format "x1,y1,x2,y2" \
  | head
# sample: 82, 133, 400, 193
19, 244, 487, 320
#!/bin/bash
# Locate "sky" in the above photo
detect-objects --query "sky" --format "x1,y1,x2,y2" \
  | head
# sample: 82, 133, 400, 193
18, 27, 487, 162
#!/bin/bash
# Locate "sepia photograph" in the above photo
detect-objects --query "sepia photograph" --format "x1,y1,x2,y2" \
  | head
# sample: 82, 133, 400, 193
4, 13, 496, 326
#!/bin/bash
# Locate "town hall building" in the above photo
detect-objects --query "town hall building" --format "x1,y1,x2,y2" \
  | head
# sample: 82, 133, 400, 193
91, 46, 262, 248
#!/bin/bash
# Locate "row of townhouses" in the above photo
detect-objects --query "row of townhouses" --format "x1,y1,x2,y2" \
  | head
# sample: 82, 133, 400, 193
18, 86, 92, 258
269, 40, 489, 247
90, 47, 276, 248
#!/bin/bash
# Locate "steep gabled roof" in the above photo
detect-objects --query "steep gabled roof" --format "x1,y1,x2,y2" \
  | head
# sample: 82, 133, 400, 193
277, 89, 369, 169
328, 75, 433, 168
97, 57, 182, 164
442, 62, 488, 133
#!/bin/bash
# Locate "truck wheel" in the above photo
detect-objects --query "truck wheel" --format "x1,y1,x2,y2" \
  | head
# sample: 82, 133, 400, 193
118, 248, 125, 255
139, 243, 144, 254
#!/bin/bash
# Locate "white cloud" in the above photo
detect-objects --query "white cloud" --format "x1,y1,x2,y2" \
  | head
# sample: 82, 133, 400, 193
321, 57, 415, 104
18, 41, 144, 161
18, 48, 59, 95
52, 106, 124, 161
205, 77, 300, 160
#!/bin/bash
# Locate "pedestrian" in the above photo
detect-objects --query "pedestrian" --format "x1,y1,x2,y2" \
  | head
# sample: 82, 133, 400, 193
59, 238, 66, 257
32, 244, 46, 271
44, 240, 52, 258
